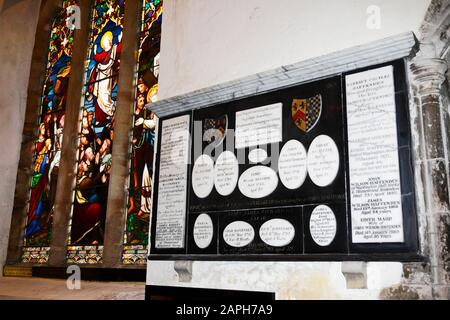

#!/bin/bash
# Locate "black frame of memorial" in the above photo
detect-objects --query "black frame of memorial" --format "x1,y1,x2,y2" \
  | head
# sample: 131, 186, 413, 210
149, 59, 422, 262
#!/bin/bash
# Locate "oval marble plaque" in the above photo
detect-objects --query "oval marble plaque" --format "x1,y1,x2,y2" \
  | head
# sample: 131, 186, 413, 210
192, 154, 215, 198
193, 214, 214, 249
307, 135, 340, 187
248, 148, 268, 164
238, 166, 278, 199
223, 221, 255, 248
309, 205, 337, 246
278, 140, 308, 190
259, 218, 295, 247
214, 151, 239, 196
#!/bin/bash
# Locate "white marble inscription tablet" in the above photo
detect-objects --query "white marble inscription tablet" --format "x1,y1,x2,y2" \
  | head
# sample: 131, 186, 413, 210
278, 139, 308, 190
223, 221, 255, 248
235, 103, 282, 148
248, 148, 268, 164
309, 205, 337, 247
238, 166, 278, 199
214, 151, 239, 196
346, 65, 404, 243
307, 135, 340, 187
193, 214, 214, 249
192, 154, 214, 198
155, 115, 190, 249
259, 218, 295, 247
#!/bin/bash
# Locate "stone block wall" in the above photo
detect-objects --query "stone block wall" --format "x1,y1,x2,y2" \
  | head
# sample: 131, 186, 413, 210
0, 0, 41, 277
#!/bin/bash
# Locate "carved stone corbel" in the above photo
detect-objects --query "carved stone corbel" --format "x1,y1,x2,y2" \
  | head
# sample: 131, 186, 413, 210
341, 262, 368, 289
174, 260, 193, 282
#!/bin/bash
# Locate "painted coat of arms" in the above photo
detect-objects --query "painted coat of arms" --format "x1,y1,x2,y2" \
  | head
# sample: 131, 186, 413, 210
203, 115, 228, 147
291, 94, 322, 133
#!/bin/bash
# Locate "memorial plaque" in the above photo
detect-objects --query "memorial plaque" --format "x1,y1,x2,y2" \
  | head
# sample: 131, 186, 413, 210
248, 148, 268, 164
307, 135, 340, 187
278, 139, 308, 190
219, 207, 302, 254
259, 219, 296, 247
238, 166, 278, 199
192, 154, 215, 199
304, 202, 347, 253
214, 151, 239, 196
193, 214, 214, 249
150, 60, 417, 260
187, 212, 218, 254
309, 205, 337, 247
235, 103, 282, 149
346, 66, 404, 243
223, 221, 255, 248
154, 114, 190, 249
188, 76, 344, 213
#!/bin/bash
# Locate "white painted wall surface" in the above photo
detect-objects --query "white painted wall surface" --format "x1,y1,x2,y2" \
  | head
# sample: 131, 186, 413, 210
158, 0, 431, 99
148, 261, 409, 299
149, 0, 432, 299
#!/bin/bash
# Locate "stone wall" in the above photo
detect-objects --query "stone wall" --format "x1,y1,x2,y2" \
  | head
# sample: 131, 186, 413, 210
0, 0, 41, 276
408, 0, 450, 299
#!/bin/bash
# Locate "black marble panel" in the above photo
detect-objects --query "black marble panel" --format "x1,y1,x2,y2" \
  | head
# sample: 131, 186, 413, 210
218, 207, 302, 255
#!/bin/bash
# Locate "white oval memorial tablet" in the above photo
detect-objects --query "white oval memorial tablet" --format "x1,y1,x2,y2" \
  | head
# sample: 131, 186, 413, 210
193, 214, 214, 249
278, 140, 308, 190
223, 221, 255, 248
214, 151, 239, 196
307, 135, 340, 187
259, 218, 295, 247
309, 205, 337, 246
192, 154, 215, 198
238, 166, 278, 199
248, 148, 268, 164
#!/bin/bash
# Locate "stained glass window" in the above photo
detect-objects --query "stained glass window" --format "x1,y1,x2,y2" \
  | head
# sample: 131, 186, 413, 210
22, 0, 76, 264
122, 0, 162, 264
67, 0, 126, 264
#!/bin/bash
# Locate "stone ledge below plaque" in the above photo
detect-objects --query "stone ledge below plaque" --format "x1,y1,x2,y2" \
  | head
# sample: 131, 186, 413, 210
147, 253, 426, 262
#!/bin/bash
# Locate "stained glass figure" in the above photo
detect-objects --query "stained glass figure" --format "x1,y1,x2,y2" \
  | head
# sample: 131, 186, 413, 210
22, 0, 76, 264
123, 0, 162, 265
68, 0, 126, 264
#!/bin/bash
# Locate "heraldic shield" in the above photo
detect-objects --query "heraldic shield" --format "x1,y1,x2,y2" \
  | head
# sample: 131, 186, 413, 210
291, 94, 322, 133
203, 114, 228, 147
